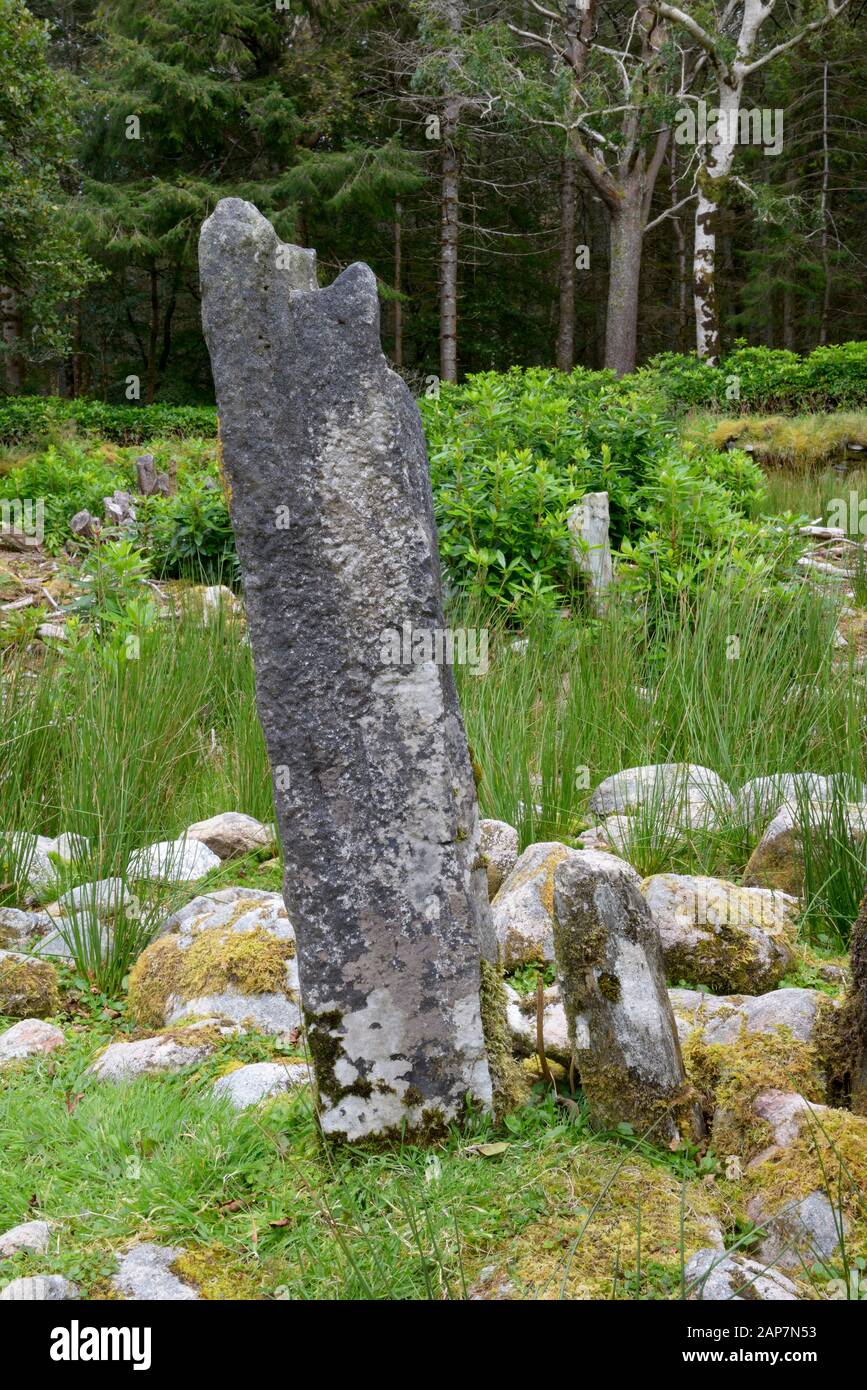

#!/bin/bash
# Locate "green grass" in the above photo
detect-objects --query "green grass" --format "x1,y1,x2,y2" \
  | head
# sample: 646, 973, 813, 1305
0, 989, 733, 1301
458, 560, 864, 865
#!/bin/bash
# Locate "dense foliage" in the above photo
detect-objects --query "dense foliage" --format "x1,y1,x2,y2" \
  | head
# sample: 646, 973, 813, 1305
0, 2, 864, 395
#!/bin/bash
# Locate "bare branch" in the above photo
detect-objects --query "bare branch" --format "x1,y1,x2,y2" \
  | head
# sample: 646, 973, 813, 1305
742, 0, 852, 75
643, 190, 697, 234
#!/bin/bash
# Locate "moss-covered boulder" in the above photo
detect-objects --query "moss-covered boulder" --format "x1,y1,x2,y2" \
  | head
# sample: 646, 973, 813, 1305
743, 800, 867, 895
740, 1090, 867, 1271
0, 950, 60, 1019
642, 873, 797, 993
491, 842, 570, 968
128, 887, 300, 1036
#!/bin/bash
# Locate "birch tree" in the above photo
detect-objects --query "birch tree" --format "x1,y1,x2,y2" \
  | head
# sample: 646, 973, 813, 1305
653, 0, 851, 362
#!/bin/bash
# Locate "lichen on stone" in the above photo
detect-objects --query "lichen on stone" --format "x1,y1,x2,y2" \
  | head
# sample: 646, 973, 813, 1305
127, 925, 296, 1029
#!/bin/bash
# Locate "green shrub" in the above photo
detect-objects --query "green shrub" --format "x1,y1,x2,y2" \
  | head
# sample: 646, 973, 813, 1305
0, 395, 217, 446
638, 342, 867, 415
138, 482, 239, 583
0, 443, 130, 548
423, 369, 770, 615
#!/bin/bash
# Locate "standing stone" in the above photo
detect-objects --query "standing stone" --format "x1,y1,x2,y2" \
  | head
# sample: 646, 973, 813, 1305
199, 199, 502, 1142
568, 491, 613, 613
850, 889, 867, 1115
552, 850, 704, 1145
135, 454, 170, 497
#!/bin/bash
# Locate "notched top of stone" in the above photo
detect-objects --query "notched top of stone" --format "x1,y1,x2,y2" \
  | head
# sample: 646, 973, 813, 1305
200, 197, 318, 294
200, 198, 382, 346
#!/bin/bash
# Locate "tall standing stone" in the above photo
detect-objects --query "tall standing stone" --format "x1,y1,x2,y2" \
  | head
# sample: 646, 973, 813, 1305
552, 849, 704, 1145
199, 199, 502, 1142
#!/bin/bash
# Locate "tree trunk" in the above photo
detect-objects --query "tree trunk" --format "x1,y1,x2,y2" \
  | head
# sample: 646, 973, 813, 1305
439, 99, 461, 383
604, 197, 644, 376
819, 60, 831, 345
393, 200, 404, 370
146, 261, 159, 403
692, 83, 740, 364
556, 155, 578, 371
668, 150, 689, 352
1, 287, 25, 394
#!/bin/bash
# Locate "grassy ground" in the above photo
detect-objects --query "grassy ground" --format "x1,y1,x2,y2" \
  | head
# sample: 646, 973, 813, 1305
684, 412, 867, 471
2, 444, 867, 1299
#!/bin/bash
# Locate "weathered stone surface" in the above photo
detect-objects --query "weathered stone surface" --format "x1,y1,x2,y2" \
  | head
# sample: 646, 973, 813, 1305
127, 837, 221, 884
588, 764, 733, 826
135, 453, 170, 498
504, 982, 571, 1064
59, 877, 130, 920
552, 849, 704, 1144
104, 489, 136, 528
477, 819, 519, 899
736, 772, 866, 823
157, 886, 292, 942
213, 1060, 309, 1110
0, 832, 58, 895
641, 873, 797, 993
112, 1244, 199, 1301
0, 1274, 78, 1301
199, 198, 499, 1140
52, 832, 90, 864
748, 1189, 846, 1272
186, 812, 273, 861
684, 1249, 798, 1301
669, 986, 827, 1048
130, 887, 301, 1036
491, 842, 569, 968
749, 1089, 827, 1153
0, 906, 53, 949
0, 950, 60, 1018
568, 490, 613, 614
87, 1034, 213, 1083
0, 1017, 65, 1065
744, 801, 867, 895
0, 1220, 51, 1259
848, 890, 867, 1115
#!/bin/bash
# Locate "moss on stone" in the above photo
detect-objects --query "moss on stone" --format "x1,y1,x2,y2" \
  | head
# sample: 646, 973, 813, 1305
479, 957, 531, 1117
127, 925, 295, 1029
682, 1024, 825, 1160
127, 936, 184, 1030
0, 955, 60, 1019
170, 1246, 259, 1300
182, 926, 292, 996
476, 1151, 724, 1300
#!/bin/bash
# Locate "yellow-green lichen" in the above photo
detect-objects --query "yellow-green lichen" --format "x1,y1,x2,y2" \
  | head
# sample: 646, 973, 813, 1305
0, 955, 60, 1019
127, 926, 295, 1029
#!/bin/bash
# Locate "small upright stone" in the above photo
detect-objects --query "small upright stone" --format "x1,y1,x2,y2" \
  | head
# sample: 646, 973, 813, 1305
552, 850, 704, 1145
568, 491, 613, 613
477, 819, 519, 899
